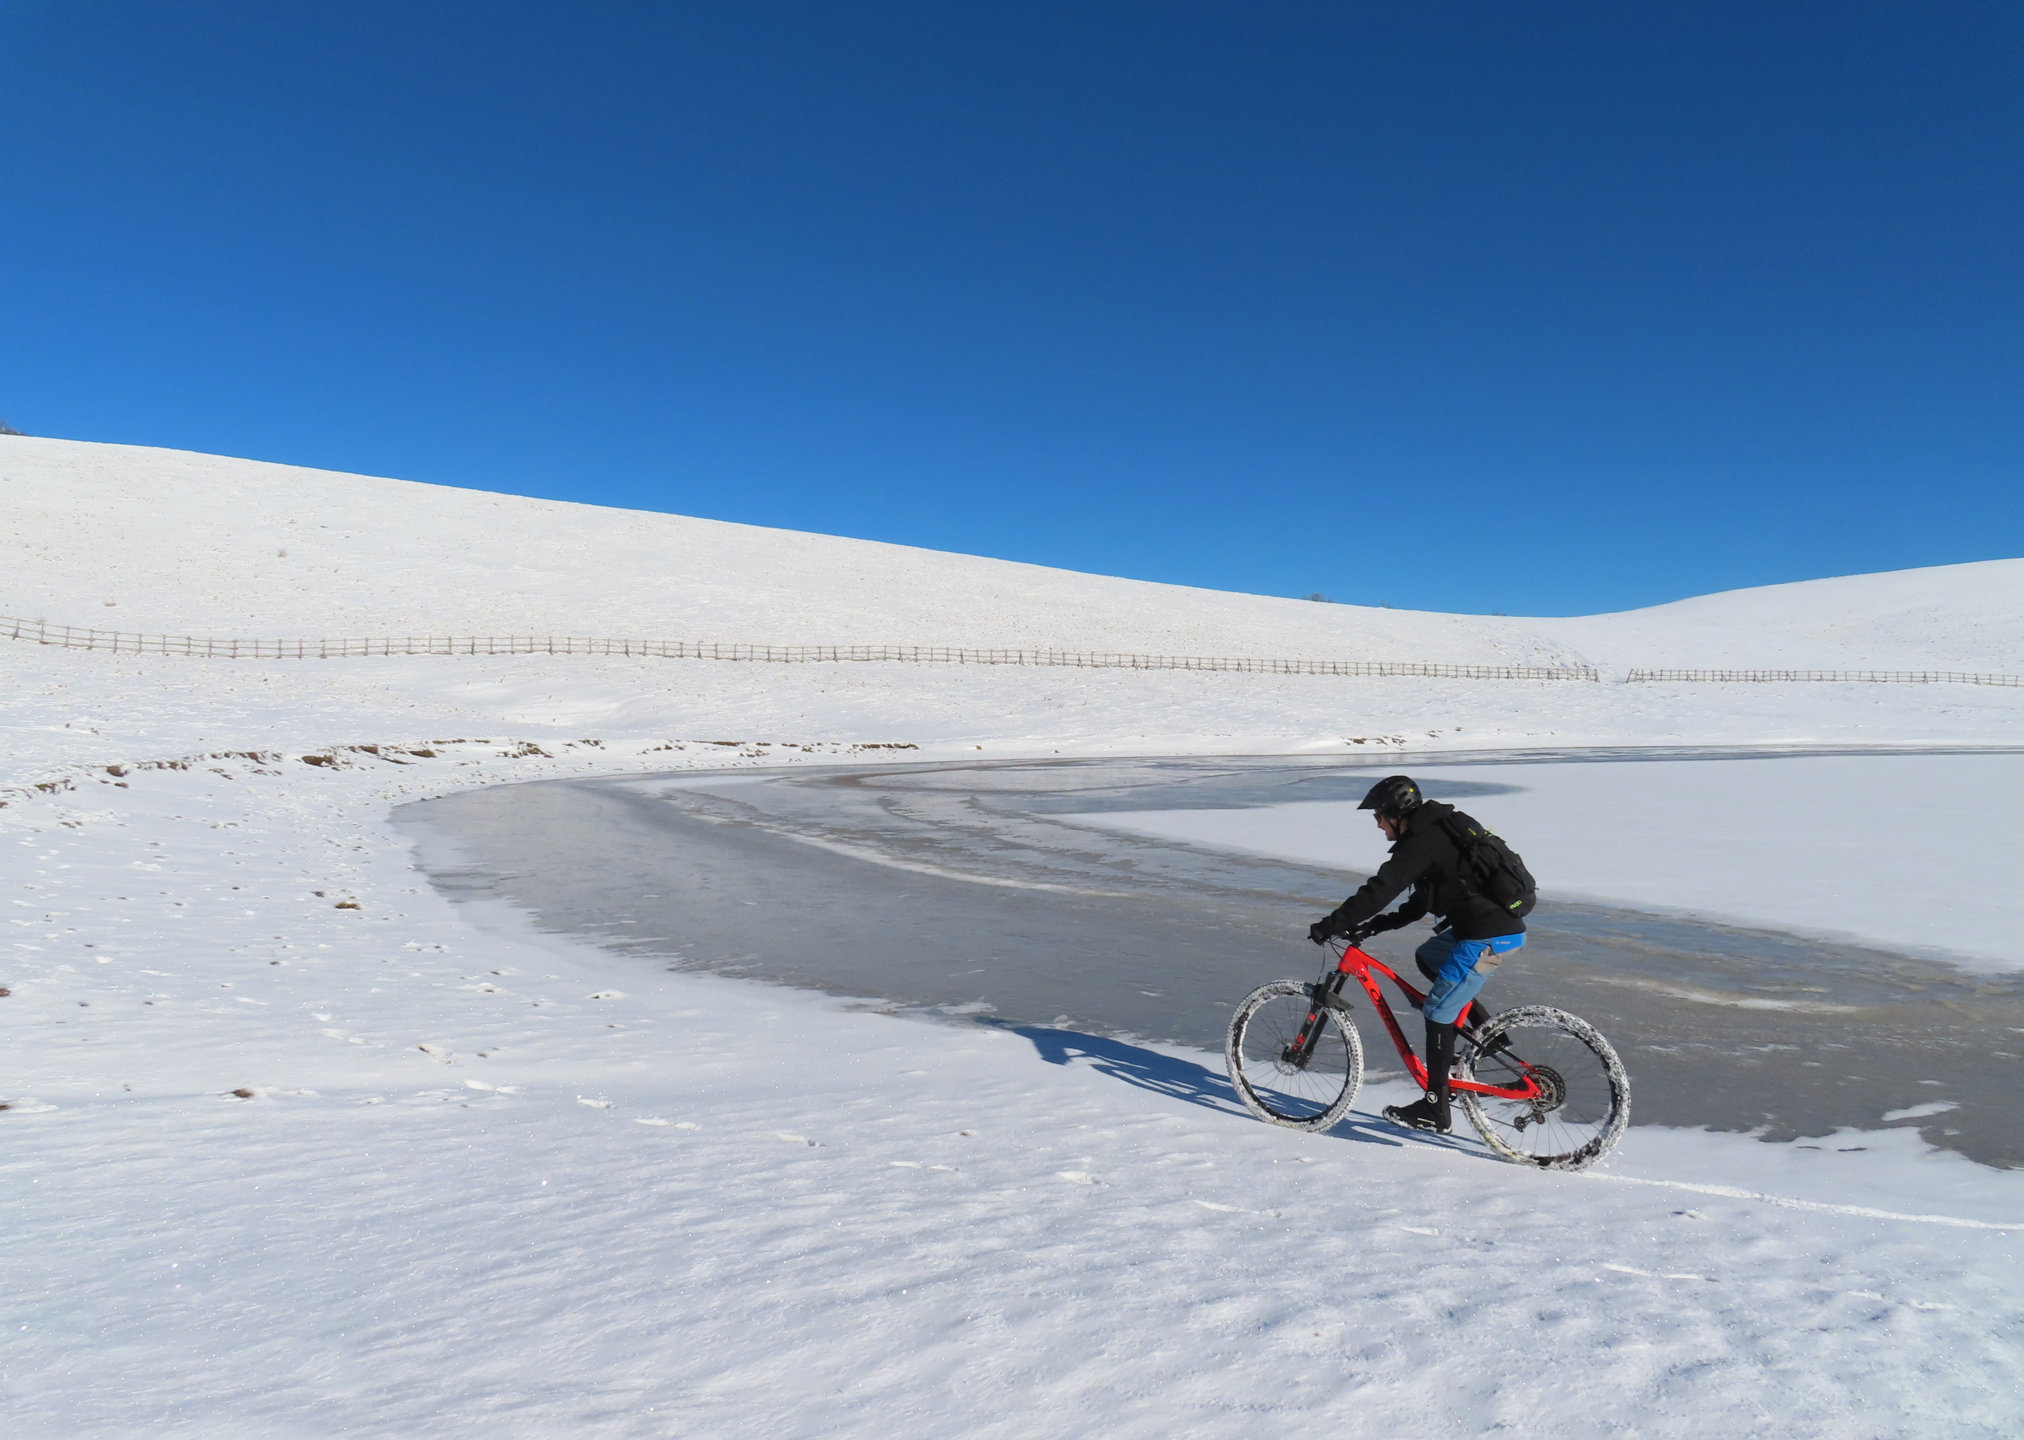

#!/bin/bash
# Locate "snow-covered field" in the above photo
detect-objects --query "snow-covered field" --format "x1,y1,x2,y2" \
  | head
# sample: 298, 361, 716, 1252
4, 438, 2023, 1436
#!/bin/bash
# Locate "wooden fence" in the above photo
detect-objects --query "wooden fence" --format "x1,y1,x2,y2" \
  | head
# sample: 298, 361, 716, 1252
17, 617, 2013, 686
2, 616, 1597, 681
1626, 667, 2021, 688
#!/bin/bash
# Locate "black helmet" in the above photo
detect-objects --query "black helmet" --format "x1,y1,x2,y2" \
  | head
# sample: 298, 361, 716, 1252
1358, 775, 1422, 819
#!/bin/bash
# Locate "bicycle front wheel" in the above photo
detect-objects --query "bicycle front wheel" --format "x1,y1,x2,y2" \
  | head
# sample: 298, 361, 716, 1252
1455, 1005, 1630, 1171
1225, 979, 1363, 1132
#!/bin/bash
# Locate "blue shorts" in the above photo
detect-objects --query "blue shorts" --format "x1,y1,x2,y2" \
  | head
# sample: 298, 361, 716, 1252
1415, 931, 1526, 1025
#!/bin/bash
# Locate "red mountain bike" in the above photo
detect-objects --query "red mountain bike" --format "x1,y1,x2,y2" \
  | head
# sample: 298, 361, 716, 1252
1225, 935, 1630, 1170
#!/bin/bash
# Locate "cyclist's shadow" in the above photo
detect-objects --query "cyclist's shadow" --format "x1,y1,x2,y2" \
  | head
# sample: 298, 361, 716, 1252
1003, 1024, 1409, 1151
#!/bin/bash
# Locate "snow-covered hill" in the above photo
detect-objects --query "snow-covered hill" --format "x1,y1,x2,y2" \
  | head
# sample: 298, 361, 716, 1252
0, 436, 1575, 666
5, 436, 2020, 676
1558, 560, 2024, 673
3, 435, 2020, 798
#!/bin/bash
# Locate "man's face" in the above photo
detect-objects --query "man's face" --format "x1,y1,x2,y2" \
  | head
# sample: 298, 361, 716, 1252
1376, 812, 1401, 842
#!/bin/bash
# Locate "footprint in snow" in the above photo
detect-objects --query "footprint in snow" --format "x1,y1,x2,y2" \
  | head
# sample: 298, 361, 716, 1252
1057, 1171, 1099, 1186
1195, 1200, 1243, 1213
590, 991, 624, 999
417, 1043, 454, 1064
776, 1132, 818, 1146
578, 1097, 613, 1109
634, 1117, 672, 1126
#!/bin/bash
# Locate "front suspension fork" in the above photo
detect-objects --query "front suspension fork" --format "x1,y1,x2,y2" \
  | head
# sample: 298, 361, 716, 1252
1281, 973, 1350, 1069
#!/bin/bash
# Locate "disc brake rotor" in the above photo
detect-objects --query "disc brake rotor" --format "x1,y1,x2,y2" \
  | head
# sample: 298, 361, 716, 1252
1509, 1062, 1566, 1131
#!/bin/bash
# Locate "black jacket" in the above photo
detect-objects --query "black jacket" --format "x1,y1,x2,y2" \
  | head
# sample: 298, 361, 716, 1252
1323, 801, 1525, 942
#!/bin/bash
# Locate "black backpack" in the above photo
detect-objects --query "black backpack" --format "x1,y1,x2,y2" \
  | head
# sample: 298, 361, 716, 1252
1436, 809, 1538, 920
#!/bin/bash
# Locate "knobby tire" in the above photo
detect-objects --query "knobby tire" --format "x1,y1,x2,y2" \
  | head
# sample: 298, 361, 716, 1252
1454, 1005, 1630, 1171
1225, 979, 1364, 1132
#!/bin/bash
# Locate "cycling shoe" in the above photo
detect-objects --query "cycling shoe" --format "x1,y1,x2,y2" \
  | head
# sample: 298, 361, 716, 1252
1383, 1095, 1452, 1135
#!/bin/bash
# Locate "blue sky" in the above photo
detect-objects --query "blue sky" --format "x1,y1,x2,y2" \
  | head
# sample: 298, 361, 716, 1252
4, 2, 2021, 616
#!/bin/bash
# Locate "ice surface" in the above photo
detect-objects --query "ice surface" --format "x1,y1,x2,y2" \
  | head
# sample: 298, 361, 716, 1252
1065, 751, 2024, 968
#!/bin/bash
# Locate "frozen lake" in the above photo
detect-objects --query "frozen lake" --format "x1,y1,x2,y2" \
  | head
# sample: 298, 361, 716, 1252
398, 750, 2024, 1167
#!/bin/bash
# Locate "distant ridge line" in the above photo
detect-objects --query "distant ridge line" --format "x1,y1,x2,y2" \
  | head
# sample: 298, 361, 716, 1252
3, 616, 1594, 682
1627, 667, 2022, 688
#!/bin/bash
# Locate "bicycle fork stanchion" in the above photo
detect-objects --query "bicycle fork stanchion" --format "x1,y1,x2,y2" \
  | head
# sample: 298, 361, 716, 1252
1283, 974, 1350, 1069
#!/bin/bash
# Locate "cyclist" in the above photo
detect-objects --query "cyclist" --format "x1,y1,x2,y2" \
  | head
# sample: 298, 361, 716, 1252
1307, 774, 1526, 1135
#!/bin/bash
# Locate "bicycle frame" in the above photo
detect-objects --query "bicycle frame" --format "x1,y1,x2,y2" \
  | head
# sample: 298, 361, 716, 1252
1293, 940, 1542, 1102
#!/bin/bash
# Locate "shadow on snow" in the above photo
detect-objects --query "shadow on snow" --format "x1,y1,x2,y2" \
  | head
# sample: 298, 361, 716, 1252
1003, 1024, 1439, 1154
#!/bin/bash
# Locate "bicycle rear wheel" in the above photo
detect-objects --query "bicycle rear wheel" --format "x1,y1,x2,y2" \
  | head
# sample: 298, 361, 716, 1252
1455, 1006, 1629, 1170
1225, 979, 1363, 1131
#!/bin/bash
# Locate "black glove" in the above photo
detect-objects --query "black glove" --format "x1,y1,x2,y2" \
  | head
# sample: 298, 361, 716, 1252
1308, 918, 1336, 946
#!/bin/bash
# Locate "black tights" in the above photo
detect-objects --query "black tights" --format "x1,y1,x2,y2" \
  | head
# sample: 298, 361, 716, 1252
1412, 948, 1457, 1102
1423, 1015, 1455, 1102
